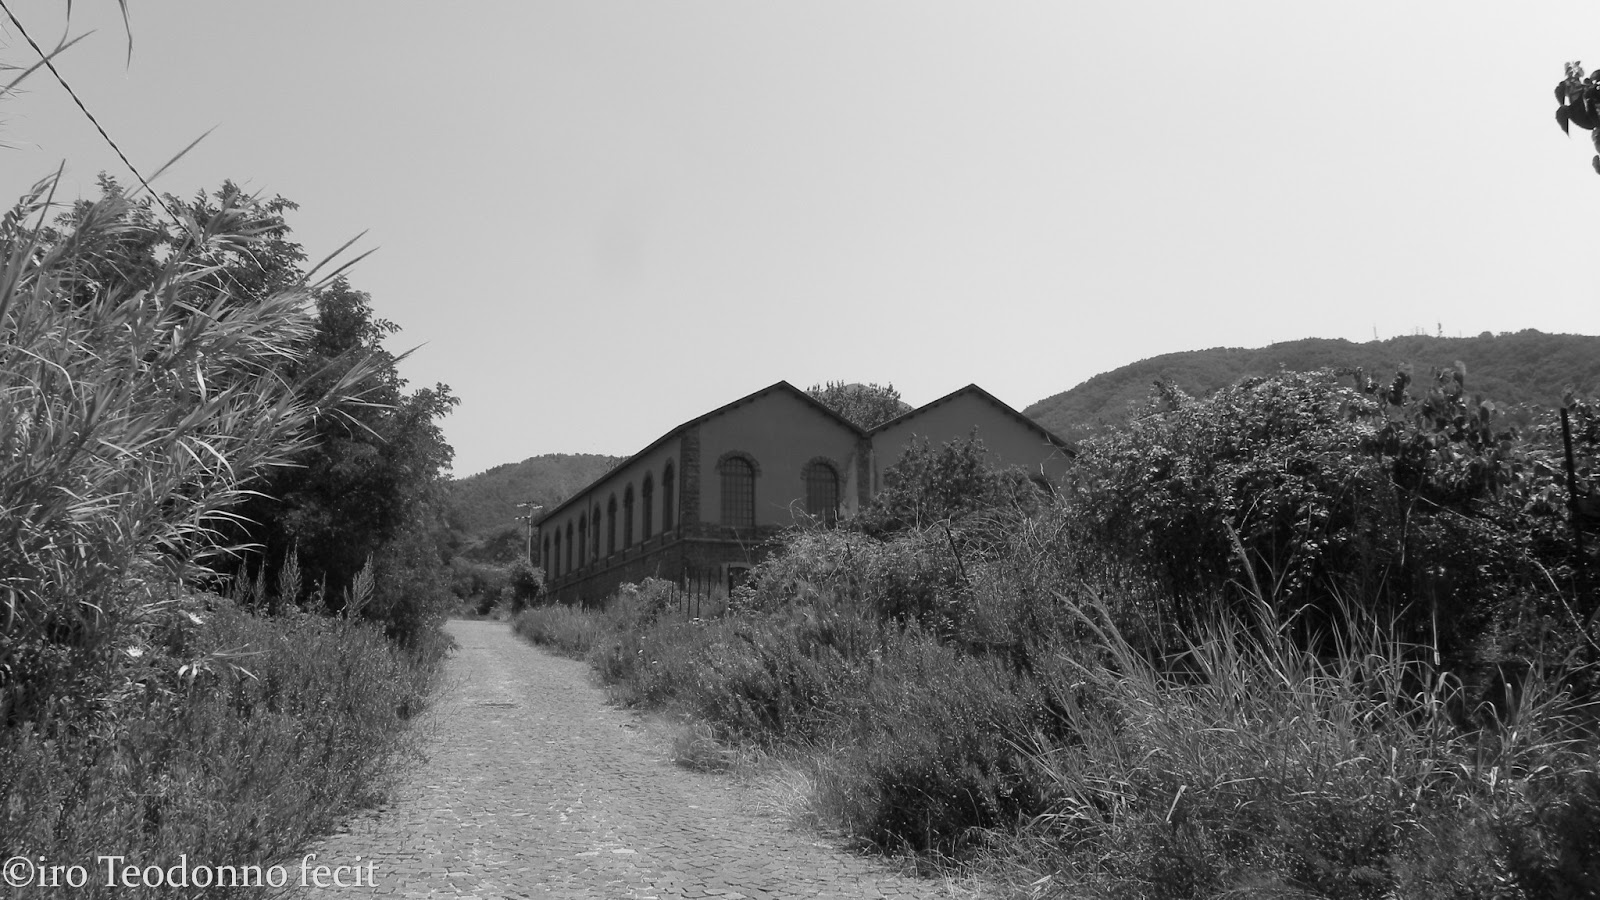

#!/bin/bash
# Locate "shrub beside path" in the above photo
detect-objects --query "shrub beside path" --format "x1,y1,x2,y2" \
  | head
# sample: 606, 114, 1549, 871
300, 619, 980, 899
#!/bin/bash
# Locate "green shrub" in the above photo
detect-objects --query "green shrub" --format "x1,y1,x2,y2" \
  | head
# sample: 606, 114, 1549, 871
0, 600, 437, 899
859, 431, 1040, 535
1071, 370, 1580, 660
814, 627, 1056, 856
512, 603, 611, 657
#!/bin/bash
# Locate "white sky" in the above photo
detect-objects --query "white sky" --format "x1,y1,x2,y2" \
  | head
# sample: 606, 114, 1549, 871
4, 1, 1600, 477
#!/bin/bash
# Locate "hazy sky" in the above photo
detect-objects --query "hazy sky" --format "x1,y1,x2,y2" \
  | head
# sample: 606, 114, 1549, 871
4, 2, 1600, 476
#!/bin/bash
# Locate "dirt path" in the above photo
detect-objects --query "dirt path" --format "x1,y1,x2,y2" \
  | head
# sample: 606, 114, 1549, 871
299, 619, 983, 899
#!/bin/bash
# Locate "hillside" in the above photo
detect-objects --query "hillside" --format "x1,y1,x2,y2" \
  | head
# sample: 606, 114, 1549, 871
1025, 330, 1600, 442
449, 453, 621, 560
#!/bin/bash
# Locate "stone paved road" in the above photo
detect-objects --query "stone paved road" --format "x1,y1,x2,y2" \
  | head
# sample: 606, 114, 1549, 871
299, 619, 986, 899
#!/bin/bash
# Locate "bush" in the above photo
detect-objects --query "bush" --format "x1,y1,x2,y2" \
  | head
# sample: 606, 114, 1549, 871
512, 603, 611, 657
507, 558, 544, 613
859, 432, 1040, 535
814, 627, 1057, 856
1072, 370, 1578, 660
0, 600, 438, 899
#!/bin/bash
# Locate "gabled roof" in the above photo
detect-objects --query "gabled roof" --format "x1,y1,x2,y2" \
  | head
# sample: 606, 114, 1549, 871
535, 381, 865, 526
869, 383, 1076, 457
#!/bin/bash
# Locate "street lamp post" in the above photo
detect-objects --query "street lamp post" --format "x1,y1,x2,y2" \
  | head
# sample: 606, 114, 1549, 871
515, 502, 544, 566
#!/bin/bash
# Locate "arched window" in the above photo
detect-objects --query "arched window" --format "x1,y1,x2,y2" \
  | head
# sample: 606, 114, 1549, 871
623, 485, 635, 547
607, 494, 617, 556
642, 474, 654, 541
803, 459, 840, 525
718, 455, 755, 528
542, 533, 550, 569
592, 505, 601, 561
553, 531, 561, 578
662, 461, 675, 533
565, 521, 574, 575
577, 514, 587, 570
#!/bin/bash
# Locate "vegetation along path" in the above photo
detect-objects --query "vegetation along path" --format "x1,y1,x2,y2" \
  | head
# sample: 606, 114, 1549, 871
301, 619, 967, 899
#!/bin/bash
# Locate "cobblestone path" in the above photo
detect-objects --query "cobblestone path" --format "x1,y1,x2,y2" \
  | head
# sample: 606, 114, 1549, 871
300, 619, 981, 899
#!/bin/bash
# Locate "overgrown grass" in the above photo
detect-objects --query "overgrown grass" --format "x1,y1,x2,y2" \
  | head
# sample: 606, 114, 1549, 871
512, 601, 616, 657
512, 508, 1600, 898
1014, 590, 1600, 899
0, 599, 444, 898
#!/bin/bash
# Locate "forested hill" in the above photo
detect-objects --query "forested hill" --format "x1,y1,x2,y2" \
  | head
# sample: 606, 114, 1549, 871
449, 453, 621, 555
1025, 330, 1600, 443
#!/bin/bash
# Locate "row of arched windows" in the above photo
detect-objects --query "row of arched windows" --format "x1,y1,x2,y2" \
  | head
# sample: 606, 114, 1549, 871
543, 460, 677, 580
713, 453, 840, 529
543, 456, 842, 581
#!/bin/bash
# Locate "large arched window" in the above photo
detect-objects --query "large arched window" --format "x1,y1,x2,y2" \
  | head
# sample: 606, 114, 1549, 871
803, 459, 840, 525
718, 454, 756, 528
577, 513, 587, 570
606, 494, 617, 556
542, 533, 550, 569
623, 485, 635, 547
553, 531, 561, 578
642, 474, 654, 541
592, 504, 601, 561
662, 461, 675, 533
565, 521, 574, 575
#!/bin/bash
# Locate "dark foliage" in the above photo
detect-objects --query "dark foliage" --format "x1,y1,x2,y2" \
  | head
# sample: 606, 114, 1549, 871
859, 431, 1040, 536
1073, 368, 1592, 662
54, 180, 460, 642
805, 381, 913, 431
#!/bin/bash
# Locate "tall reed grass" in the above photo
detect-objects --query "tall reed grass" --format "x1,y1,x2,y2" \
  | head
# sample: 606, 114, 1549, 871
1, 177, 377, 724
0, 176, 447, 896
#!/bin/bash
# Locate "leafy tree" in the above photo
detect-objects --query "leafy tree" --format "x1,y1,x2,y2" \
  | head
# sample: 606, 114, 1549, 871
1556, 61, 1600, 173
806, 381, 912, 430
861, 432, 1035, 535
45, 178, 459, 640
1074, 369, 1581, 659
235, 276, 457, 618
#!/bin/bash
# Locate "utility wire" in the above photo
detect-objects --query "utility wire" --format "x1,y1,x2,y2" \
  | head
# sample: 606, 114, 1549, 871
0, 0, 184, 228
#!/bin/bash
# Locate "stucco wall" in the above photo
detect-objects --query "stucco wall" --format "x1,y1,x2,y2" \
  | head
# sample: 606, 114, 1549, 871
697, 390, 863, 528
871, 392, 1072, 490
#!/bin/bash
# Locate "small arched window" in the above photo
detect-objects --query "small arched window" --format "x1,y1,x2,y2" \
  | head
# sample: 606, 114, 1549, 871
642, 474, 655, 541
662, 461, 676, 533
718, 455, 756, 528
623, 485, 635, 547
607, 494, 617, 556
803, 459, 840, 525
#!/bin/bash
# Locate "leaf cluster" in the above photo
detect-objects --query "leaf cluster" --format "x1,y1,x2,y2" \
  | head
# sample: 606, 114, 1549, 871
805, 380, 913, 431
1556, 61, 1600, 174
0, 174, 376, 721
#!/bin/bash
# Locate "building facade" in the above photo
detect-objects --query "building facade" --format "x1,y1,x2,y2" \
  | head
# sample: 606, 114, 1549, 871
535, 381, 1071, 606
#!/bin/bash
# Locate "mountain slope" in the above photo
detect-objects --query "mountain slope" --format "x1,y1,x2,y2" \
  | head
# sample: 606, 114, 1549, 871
448, 453, 621, 559
1026, 330, 1600, 442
